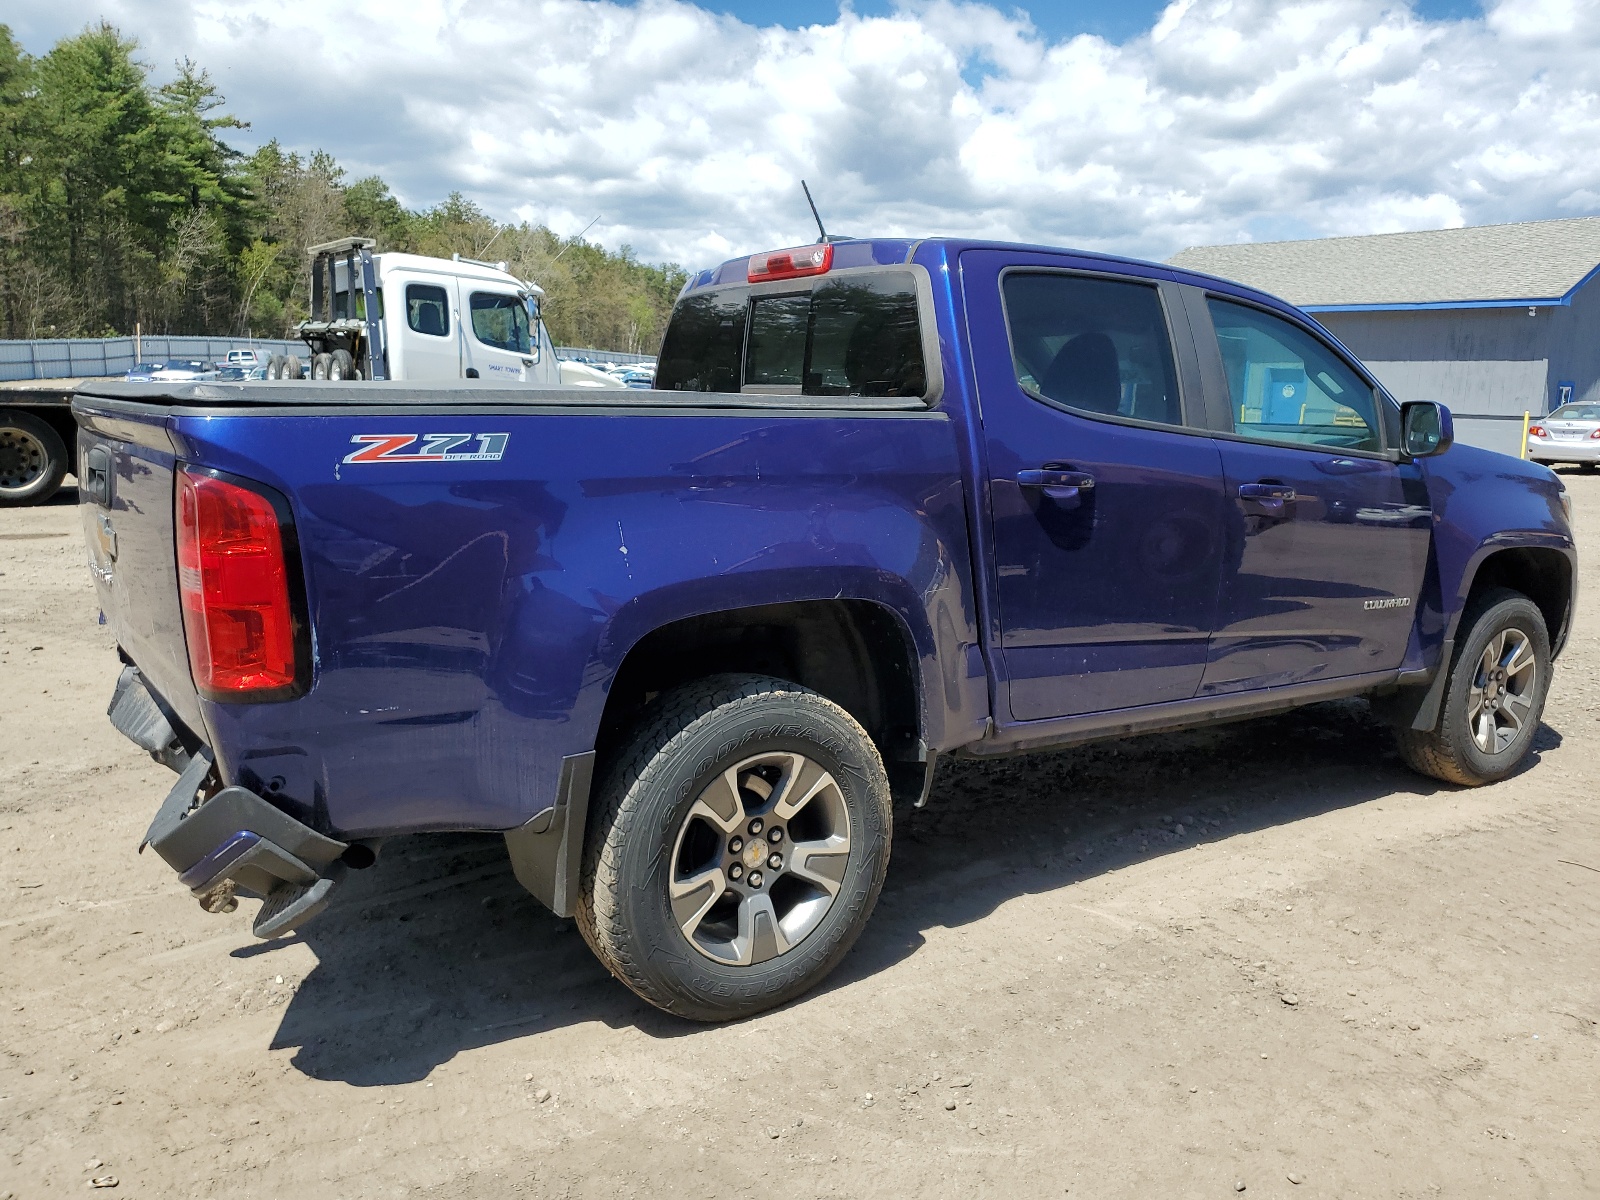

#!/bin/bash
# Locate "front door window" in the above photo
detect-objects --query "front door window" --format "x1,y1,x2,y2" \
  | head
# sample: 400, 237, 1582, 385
1207, 299, 1380, 451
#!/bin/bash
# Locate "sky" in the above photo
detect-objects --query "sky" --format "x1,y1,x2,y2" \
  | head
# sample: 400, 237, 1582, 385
8, 0, 1600, 273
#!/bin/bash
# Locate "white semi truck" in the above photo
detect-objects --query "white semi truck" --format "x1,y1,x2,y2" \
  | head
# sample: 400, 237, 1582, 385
268, 237, 622, 389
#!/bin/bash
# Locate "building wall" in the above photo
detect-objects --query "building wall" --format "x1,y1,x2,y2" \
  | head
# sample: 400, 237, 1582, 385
1315, 306, 1552, 416
1545, 274, 1600, 408
1310, 295, 1600, 456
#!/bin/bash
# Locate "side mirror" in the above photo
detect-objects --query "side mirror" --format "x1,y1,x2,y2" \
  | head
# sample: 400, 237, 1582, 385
1400, 401, 1453, 458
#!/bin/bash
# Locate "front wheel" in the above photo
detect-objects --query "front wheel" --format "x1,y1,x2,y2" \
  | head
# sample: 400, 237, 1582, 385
577, 675, 892, 1022
1396, 588, 1552, 785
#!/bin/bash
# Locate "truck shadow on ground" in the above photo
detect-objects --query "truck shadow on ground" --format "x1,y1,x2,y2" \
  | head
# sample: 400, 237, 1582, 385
268, 698, 1561, 1085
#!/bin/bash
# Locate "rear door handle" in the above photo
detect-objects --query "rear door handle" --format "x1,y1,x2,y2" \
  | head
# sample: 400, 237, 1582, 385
1017, 468, 1096, 509
1238, 482, 1296, 510
1017, 469, 1096, 490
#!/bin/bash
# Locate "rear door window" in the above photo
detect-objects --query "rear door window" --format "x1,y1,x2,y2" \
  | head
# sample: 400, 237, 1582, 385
406, 283, 450, 337
1001, 272, 1183, 426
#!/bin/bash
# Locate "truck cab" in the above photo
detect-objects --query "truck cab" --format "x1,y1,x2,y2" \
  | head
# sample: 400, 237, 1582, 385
271, 237, 621, 389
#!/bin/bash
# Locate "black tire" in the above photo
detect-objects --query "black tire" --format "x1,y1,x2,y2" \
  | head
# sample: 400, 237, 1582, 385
1580, 462, 1598, 473
282, 355, 305, 380
265, 354, 285, 380
577, 674, 892, 1022
310, 352, 333, 380
0, 409, 69, 507
1396, 588, 1552, 786
329, 349, 355, 380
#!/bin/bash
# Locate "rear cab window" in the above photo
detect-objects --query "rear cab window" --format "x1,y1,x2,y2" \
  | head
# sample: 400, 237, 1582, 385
657, 269, 930, 400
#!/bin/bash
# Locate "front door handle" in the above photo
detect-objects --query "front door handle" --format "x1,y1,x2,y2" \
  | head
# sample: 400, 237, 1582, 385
1238, 482, 1296, 511
1018, 468, 1096, 509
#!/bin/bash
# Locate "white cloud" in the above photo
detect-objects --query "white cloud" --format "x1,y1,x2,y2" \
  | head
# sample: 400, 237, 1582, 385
10, 0, 1600, 269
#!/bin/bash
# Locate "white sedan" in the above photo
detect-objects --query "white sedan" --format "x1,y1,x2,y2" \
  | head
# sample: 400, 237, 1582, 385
1528, 402, 1600, 469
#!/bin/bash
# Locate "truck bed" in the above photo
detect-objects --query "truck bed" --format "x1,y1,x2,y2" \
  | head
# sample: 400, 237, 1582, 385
72, 381, 980, 842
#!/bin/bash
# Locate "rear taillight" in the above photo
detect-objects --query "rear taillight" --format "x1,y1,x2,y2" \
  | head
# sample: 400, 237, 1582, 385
1589, 428, 1600, 440
1529, 425, 1546, 438
176, 468, 304, 699
747, 243, 833, 282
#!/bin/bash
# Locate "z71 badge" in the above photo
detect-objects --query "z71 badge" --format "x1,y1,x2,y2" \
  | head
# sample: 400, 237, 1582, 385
343, 433, 510, 464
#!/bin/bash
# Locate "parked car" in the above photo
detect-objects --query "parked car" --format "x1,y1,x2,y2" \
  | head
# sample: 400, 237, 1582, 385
1527, 401, 1600, 469
124, 362, 164, 382
148, 360, 219, 382
225, 350, 269, 369
76, 235, 1575, 1023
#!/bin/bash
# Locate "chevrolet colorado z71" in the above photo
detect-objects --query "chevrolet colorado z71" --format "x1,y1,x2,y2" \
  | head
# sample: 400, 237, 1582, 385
75, 236, 1575, 1021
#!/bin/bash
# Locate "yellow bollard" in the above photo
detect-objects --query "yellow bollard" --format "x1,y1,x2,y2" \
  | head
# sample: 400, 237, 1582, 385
1521, 411, 1530, 460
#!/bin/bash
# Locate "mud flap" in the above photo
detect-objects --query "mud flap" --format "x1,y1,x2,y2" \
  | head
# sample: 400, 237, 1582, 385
504, 752, 594, 918
1371, 637, 1455, 733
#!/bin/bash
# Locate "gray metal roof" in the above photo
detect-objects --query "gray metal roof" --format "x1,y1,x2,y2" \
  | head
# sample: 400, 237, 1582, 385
1168, 216, 1600, 308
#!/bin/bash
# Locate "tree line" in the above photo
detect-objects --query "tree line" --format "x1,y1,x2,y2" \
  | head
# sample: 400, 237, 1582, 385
0, 24, 688, 353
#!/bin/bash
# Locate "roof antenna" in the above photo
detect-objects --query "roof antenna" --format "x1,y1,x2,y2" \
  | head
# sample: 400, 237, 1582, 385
802, 180, 841, 244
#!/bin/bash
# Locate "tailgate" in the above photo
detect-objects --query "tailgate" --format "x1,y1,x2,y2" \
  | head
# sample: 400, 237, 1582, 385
75, 398, 208, 741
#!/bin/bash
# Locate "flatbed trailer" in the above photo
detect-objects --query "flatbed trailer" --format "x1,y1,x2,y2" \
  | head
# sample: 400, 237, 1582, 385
0, 377, 110, 504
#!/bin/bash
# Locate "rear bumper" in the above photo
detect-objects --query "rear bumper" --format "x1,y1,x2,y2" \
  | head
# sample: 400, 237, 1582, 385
1528, 437, 1600, 463
116, 667, 351, 938
141, 749, 351, 937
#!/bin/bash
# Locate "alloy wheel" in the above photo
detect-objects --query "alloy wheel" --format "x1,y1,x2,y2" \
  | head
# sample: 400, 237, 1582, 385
1467, 628, 1537, 754
669, 751, 852, 966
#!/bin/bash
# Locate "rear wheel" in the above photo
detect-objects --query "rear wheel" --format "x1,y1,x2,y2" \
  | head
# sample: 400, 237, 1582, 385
310, 352, 333, 380
1396, 588, 1551, 785
329, 349, 355, 380
0, 409, 68, 507
282, 355, 305, 379
1580, 462, 1597, 473
265, 354, 285, 380
577, 674, 892, 1022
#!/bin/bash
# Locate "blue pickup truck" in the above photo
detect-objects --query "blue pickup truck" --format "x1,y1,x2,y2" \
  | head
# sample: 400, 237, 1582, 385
75, 236, 1576, 1021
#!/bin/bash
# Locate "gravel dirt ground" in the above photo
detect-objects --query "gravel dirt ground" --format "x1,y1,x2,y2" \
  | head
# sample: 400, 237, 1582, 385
2, 473, 1597, 1200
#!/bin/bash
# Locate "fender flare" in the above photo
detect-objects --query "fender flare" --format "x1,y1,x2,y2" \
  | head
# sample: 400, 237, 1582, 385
1386, 530, 1575, 732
